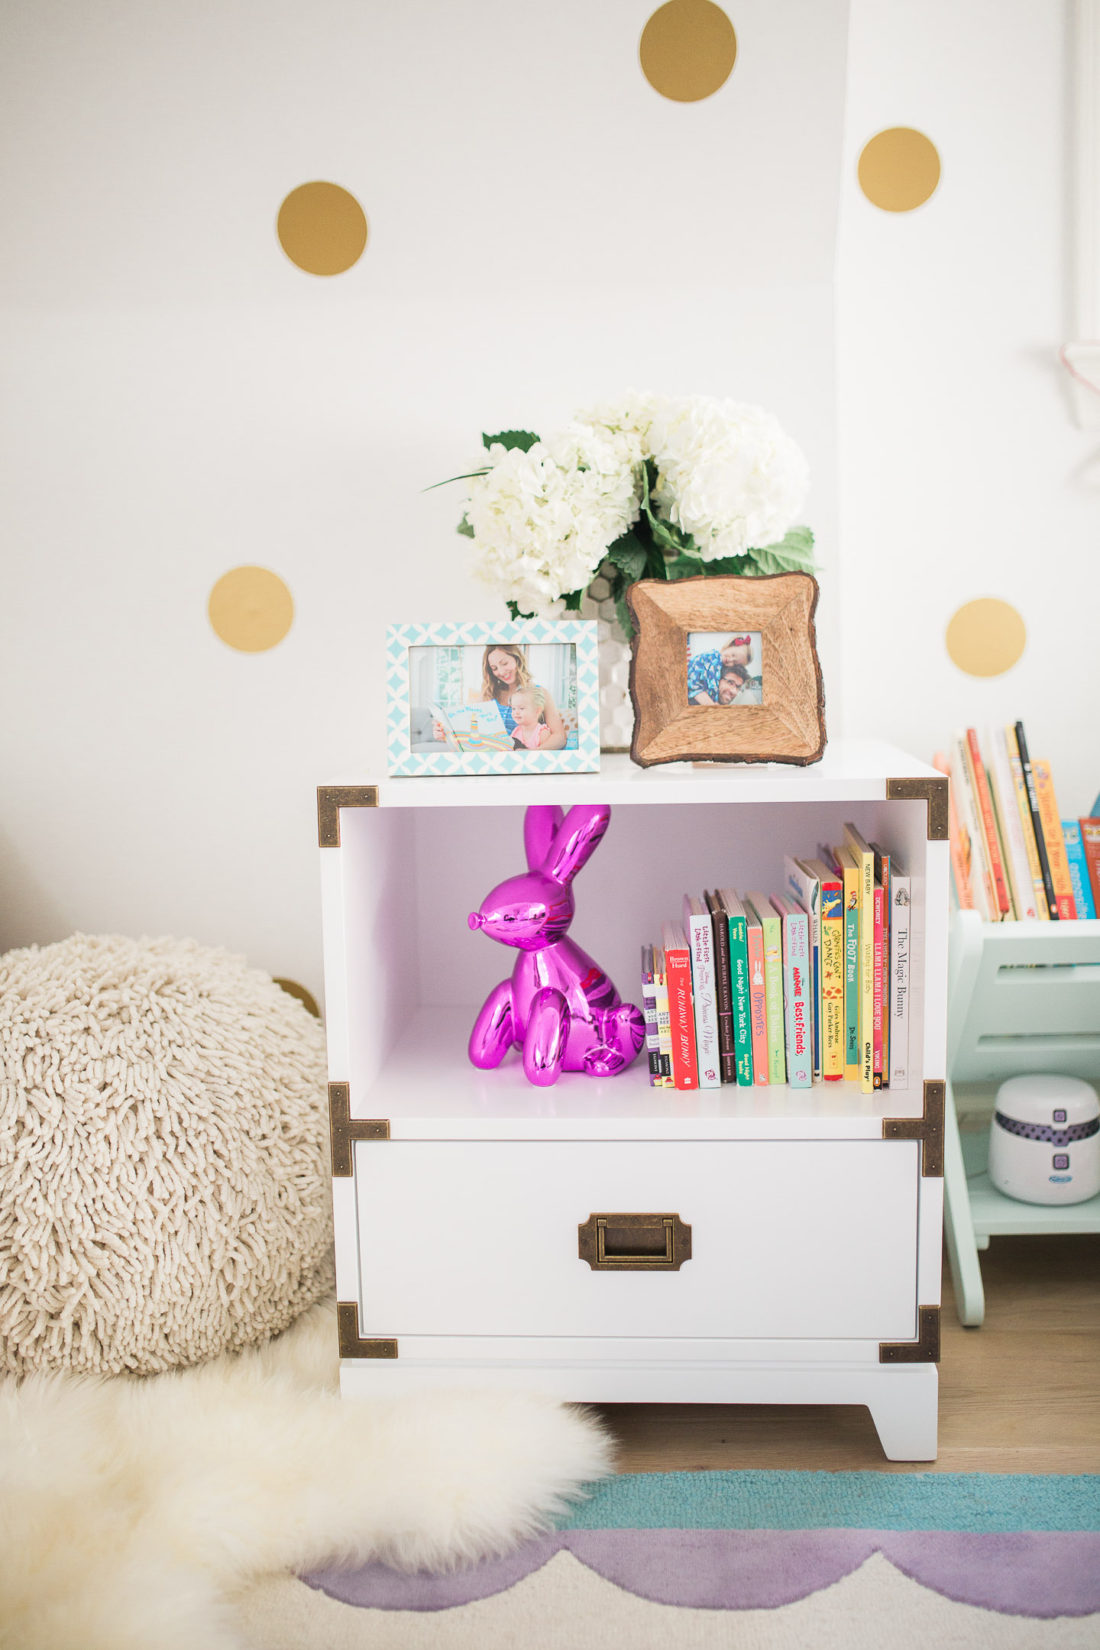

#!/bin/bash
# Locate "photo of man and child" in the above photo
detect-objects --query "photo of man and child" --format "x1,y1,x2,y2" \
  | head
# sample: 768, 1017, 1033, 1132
408, 642, 579, 755
686, 630, 764, 708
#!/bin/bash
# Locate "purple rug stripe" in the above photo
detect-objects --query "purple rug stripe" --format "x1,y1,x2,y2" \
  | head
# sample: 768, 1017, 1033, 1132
881, 1532, 1100, 1619
303, 1530, 1100, 1617
303, 1538, 558, 1610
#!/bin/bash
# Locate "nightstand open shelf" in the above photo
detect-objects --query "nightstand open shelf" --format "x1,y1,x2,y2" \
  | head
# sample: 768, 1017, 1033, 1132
318, 742, 949, 1460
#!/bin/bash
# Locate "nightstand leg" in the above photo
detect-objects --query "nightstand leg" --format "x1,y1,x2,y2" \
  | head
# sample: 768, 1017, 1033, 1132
866, 1366, 939, 1461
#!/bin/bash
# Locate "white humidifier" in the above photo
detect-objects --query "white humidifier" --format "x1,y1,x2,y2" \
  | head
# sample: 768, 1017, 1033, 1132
988, 1074, 1100, 1205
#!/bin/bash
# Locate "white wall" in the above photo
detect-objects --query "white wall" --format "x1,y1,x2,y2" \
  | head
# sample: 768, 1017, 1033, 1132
2, 1, 1094, 1003
0, 0, 847, 999
838, 0, 1100, 819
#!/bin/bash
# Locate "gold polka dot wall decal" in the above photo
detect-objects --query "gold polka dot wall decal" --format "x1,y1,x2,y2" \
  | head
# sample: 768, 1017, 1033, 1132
277, 181, 368, 276
945, 598, 1026, 677
858, 127, 941, 212
640, 0, 737, 102
273, 978, 322, 1018
208, 566, 294, 653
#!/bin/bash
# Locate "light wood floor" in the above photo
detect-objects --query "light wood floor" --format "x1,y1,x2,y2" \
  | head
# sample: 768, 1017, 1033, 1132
592, 1233, 1100, 1474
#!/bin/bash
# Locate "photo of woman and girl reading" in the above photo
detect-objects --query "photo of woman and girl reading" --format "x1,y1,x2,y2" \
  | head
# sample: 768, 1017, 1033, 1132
686, 630, 764, 708
409, 642, 579, 755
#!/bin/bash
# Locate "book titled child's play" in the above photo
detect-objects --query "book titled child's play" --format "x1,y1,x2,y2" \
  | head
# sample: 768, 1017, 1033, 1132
660, 922, 699, 1091
771, 893, 812, 1088
744, 892, 785, 1085
682, 896, 720, 1089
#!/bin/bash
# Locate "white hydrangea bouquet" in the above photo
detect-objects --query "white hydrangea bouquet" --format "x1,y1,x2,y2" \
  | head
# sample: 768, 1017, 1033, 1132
444, 392, 814, 635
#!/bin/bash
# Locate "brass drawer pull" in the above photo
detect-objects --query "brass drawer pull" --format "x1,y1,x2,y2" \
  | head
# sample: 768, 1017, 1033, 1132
578, 1212, 692, 1271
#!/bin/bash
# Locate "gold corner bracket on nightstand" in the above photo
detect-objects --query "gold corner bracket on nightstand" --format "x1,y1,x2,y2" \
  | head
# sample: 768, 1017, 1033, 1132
886, 775, 949, 841
317, 785, 379, 848
328, 1082, 390, 1177
879, 1306, 941, 1364
337, 1301, 397, 1360
883, 1080, 945, 1177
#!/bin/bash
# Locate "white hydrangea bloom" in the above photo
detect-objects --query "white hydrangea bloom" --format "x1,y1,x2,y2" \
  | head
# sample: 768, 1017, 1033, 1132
464, 423, 641, 612
646, 395, 809, 561
575, 390, 667, 467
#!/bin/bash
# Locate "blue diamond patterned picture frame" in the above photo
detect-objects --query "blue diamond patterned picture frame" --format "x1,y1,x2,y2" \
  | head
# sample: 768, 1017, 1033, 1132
386, 620, 601, 777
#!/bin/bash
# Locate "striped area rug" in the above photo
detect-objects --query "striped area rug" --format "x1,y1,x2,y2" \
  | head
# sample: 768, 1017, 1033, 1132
237, 1471, 1100, 1648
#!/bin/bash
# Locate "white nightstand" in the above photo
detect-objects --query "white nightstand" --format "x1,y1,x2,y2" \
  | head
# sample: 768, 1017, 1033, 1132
318, 742, 948, 1461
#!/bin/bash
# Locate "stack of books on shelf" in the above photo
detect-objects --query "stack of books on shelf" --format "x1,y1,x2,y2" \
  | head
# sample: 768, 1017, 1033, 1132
935, 724, 1100, 922
640, 829, 912, 1097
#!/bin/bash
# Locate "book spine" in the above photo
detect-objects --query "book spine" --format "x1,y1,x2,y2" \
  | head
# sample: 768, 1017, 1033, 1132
746, 921, 769, 1085
952, 732, 996, 919
856, 847, 875, 1093
640, 947, 660, 1087
665, 943, 699, 1090
1062, 821, 1097, 920
1079, 819, 1100, 914
889, 873, 911, 1089
988, 726, 1039, 920
707, 898, 737, 1084
785, 860, 821, 1080
872, 880, 885, 1088
966, 728, 1013, 916
782, 909, 813, 1088
819, 881, 845, 1080
1004, 728, 1049, 920
761, 915, 786, 1085
934, 750, 975, 910
875, 850, 891, 1082
728, 913, 753, 1086
653, 952, 674, 1088
686, 911, 721, 1088
842, 868, 860, 1081
1015, 722, 1060, 919
1032, 763, 1077, 919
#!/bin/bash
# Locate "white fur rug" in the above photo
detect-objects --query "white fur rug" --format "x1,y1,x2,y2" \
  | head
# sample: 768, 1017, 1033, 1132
0, 1298, 614, 1650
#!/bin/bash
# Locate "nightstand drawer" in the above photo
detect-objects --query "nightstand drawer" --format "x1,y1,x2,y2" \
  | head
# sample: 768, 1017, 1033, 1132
354, 1139, 920, 1342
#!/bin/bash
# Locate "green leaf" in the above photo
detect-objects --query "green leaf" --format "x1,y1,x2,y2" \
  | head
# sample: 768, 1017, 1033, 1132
700, 554, 753, 577
664, 552, 706, 581
456, 516, 475, 538
562, 589, 583, 612
747, 527, 816, 575
606, 530, 647, 583
506, 599, 536, 621
482, 429, 540, 453
615, 591, 636, 639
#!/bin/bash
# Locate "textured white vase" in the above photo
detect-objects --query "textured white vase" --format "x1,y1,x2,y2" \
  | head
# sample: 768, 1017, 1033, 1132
581, 560, 635, 752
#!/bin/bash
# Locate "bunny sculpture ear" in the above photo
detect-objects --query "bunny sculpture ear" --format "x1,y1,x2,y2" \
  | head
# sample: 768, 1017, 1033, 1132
539, 804, 610, 886
524, 805, 565, 871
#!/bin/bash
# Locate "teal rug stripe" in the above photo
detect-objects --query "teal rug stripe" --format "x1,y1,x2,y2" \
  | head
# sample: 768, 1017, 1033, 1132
558, 1471, 1100, 1532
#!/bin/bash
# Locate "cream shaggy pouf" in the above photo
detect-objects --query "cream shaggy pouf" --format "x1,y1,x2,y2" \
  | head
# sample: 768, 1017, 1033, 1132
0, 1297, 615, 1650
0, 933, 332, 1375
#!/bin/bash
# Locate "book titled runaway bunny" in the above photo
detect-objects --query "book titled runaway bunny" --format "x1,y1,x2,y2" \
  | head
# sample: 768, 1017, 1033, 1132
466, 804, 646, 1086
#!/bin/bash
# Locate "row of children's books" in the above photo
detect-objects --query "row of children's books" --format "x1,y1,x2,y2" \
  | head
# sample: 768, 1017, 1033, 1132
936, 724, 1100, 921
640, 825, 910, 1097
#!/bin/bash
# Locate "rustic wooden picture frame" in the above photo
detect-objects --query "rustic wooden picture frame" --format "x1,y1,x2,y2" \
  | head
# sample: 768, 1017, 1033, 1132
625, 573, 826, 767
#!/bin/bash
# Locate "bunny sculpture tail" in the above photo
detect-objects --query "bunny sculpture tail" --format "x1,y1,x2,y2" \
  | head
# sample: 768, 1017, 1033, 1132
466, 803, 646, 1086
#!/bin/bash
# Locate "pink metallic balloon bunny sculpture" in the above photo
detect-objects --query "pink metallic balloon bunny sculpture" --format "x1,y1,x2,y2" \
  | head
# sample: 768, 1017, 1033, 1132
467, 803, 646, 1086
